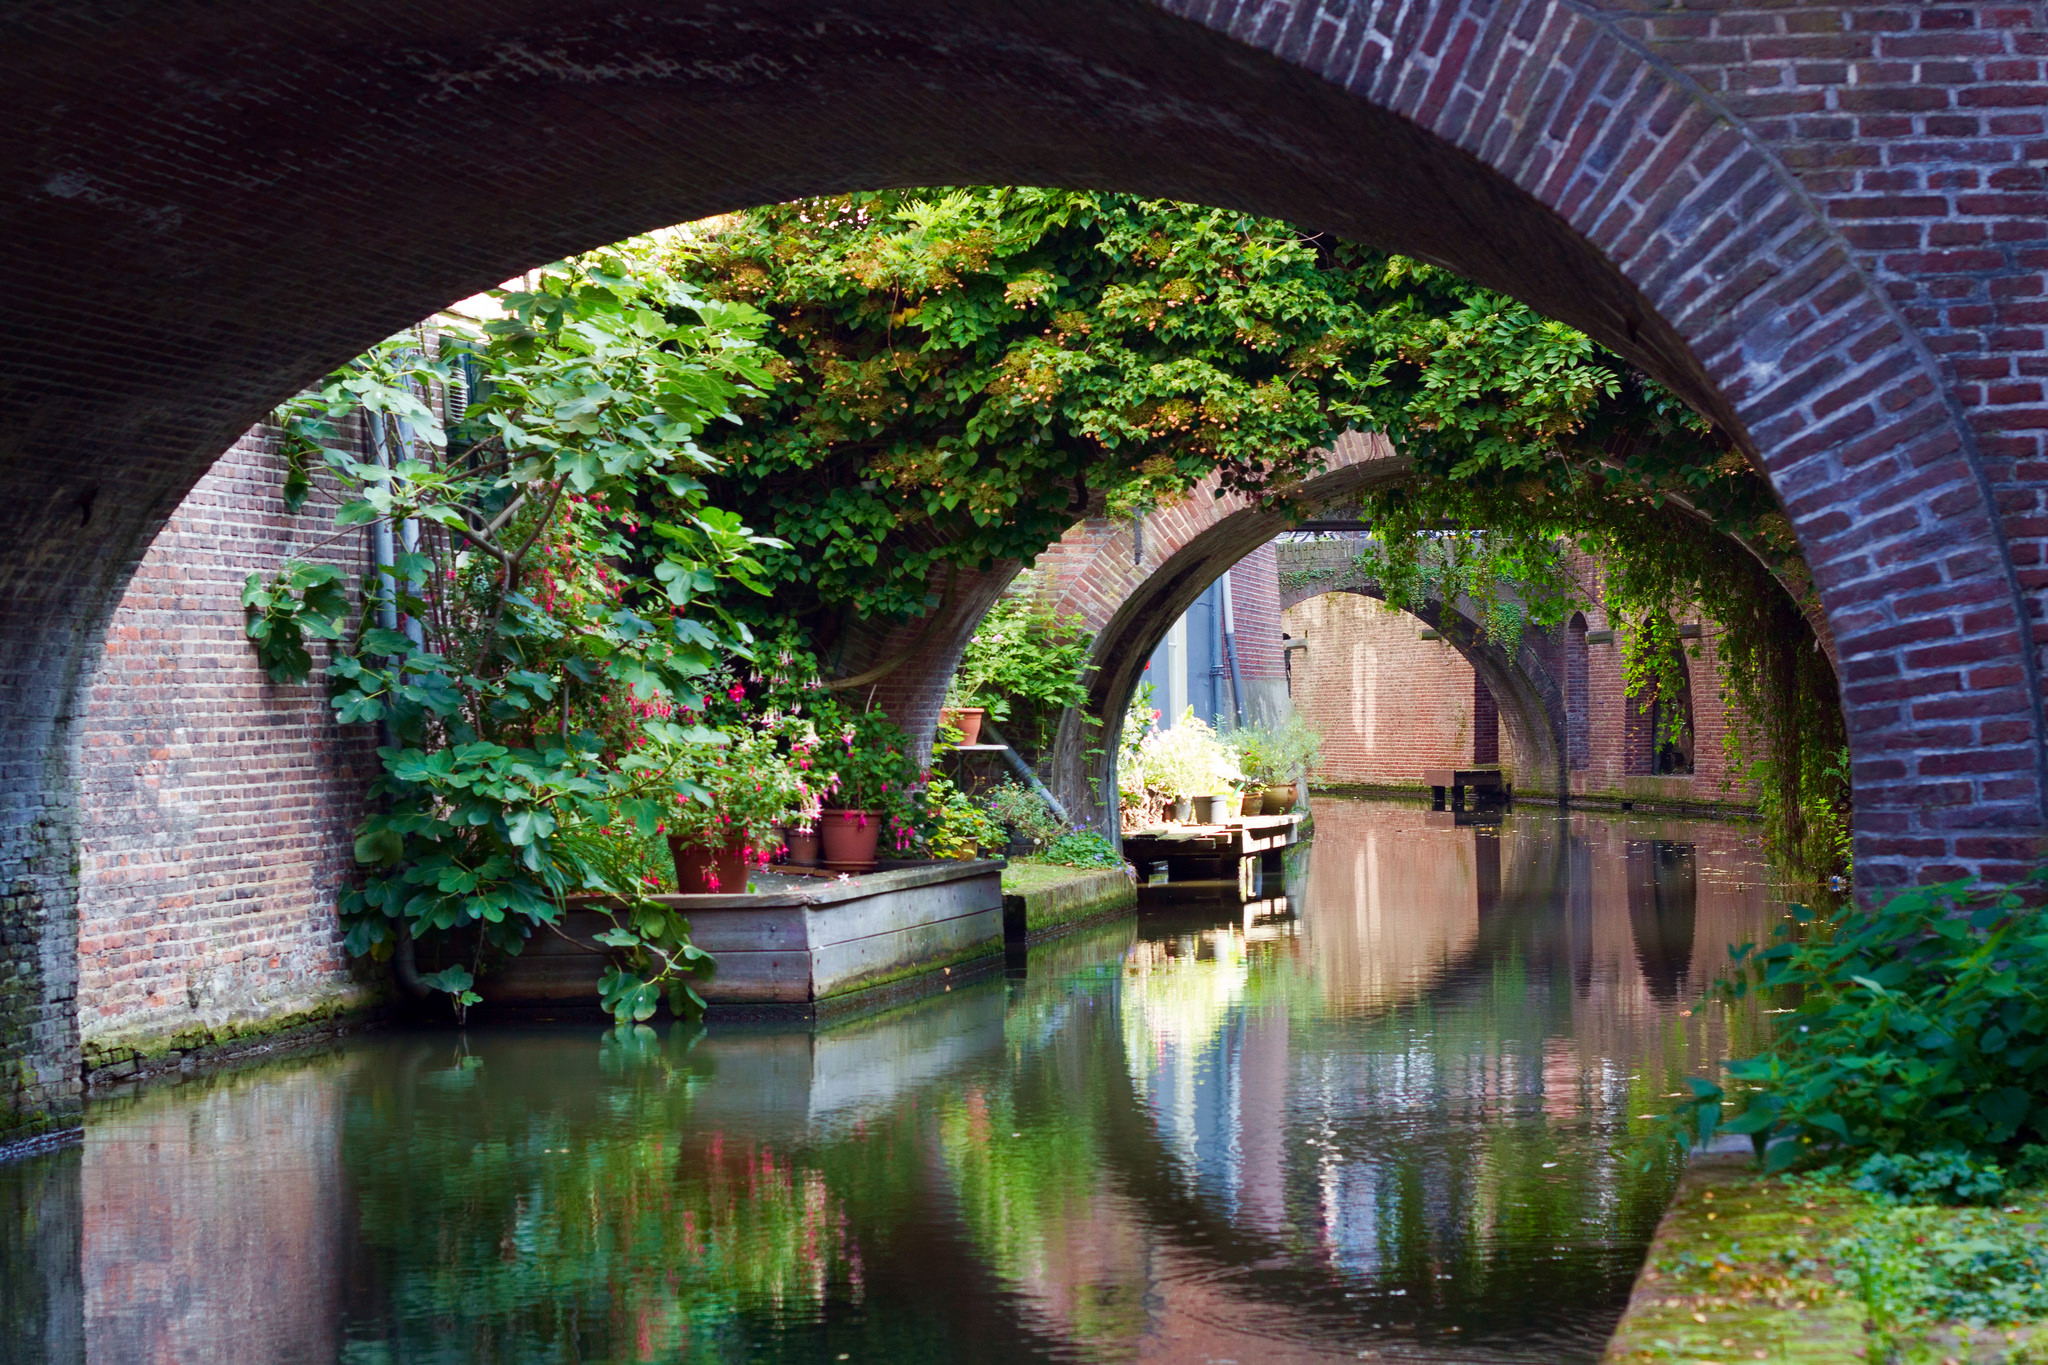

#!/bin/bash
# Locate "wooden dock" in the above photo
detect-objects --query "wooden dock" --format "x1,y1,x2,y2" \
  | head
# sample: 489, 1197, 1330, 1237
1120, 813, 1304, 866
474, 859, 1004, 1014
1121, 813, 1306, 897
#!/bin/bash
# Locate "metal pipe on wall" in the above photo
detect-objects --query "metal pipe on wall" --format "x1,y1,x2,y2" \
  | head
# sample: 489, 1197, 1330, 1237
1221, 569, 1247, 728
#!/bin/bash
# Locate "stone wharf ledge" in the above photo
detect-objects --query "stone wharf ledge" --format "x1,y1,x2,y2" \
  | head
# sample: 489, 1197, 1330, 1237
482, 859, 1004, 1010
999, 864, 1138, 941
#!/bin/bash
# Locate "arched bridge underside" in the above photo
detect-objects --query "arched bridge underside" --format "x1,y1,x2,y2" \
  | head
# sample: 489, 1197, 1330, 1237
5, 1, 2044, 1136
1278, 567, 1570, 805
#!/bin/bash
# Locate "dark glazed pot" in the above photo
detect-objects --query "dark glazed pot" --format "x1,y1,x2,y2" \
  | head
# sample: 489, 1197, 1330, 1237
1261, 781, 1298, 814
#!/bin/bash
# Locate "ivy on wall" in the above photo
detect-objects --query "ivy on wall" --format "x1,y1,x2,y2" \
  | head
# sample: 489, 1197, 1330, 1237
666, 189, 1844, 874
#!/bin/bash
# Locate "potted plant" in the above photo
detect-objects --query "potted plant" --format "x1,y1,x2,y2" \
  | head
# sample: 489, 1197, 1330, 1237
1139, 711, 1236, 824
1229, 727, 1269, 814
939, 663, 998, 746
1235, 713, 1323, 813
664, 730, 799, 893
818, 711, 921, 872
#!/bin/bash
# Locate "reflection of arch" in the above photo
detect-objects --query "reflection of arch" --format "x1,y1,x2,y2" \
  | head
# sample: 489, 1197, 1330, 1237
1625, 842, 1699, 1004
5, 0, 2038, 1136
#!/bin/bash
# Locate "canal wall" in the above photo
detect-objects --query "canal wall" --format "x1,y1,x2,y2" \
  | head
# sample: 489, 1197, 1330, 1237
1284, 566, 1757, 815
74, 432, 380, 1078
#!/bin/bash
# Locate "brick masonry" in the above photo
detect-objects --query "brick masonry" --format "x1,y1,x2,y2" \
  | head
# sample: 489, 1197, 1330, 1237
75, 433, 378, 1070
1285, 593, 1505, 787
4, 0, 2046, 1134
1284, 582, 1754, 814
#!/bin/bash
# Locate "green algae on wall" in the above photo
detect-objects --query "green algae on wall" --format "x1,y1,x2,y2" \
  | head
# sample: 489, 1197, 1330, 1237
81, 987, 383, 1086
999, 863, 1137, 940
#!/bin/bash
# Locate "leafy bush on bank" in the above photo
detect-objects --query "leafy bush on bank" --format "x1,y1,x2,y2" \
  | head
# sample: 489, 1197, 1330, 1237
1675, 876, 2048, 1170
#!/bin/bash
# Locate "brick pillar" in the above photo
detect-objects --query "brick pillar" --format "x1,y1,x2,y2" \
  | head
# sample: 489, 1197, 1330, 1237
1473, 674, 1500, 765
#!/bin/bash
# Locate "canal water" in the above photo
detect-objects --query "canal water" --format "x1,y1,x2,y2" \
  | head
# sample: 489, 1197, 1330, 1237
2, 797, 1786, 1364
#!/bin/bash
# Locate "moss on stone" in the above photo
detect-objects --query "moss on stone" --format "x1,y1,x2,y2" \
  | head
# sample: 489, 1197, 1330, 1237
1000, 863, 1137, 938
1604, 1155, 2048, 1365
81, 987, 384, 1084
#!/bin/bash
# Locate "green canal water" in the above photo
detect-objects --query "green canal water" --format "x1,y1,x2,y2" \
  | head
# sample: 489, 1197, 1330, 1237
2, 797, 1785, 1364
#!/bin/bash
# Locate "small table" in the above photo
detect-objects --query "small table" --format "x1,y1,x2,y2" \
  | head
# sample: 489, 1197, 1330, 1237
1422, 767, 1510, 810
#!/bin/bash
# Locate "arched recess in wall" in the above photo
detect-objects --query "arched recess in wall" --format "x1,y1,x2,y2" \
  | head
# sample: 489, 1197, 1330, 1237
4, 0, 2038, 1135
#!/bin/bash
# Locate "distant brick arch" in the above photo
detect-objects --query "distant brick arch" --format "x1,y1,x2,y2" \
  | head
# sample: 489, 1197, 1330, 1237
1276, 545, 1569, 803
1018, 435, 1560, 819
5, 0, 2043, 1138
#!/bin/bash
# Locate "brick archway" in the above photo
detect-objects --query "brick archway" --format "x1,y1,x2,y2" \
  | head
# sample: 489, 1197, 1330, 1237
1033, 502, 1568, 825
1278, 558, 1570, 807
5, 1, 2041, 1138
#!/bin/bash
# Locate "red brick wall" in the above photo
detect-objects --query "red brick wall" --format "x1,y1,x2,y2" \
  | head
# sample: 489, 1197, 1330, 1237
1282, 593, 1507, 786
1285, 565, 1759, 813
76, 433, 376, 1064
1228, 541, 1285, 681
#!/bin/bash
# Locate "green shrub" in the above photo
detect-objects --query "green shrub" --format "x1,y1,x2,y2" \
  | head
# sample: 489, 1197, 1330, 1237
1848, 1149, 2020, 1207
1228, 712, 1325, 787
1038, 830, 1121, 869
981, 781, 1064, 846
924, 777, 1004, 859
1837, 1205, 2048, 1331
1676, 876, 2048, 1168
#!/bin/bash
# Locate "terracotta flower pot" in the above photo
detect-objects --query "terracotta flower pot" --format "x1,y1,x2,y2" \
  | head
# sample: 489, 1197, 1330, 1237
818, 808, 881, 872
1261, 781, 1298, 814
668, 836, 752, 895
1240, 789, 1265, 817
940, 707, 986, 745
785, 826, 820, 868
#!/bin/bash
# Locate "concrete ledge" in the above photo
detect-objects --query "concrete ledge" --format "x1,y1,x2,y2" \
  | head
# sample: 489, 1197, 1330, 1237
1000, 863, 1137, 941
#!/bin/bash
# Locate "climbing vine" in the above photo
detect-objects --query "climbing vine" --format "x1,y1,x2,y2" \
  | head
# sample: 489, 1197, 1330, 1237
246, 246, 780, 1019
653, 187, 1843, 875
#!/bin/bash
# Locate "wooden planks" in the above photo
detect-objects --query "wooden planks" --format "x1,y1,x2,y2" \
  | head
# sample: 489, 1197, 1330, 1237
476, 860, 1004, 1009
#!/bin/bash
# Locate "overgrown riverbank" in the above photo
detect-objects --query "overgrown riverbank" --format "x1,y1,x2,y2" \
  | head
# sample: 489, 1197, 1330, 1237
1605, 1156, 2047, 1364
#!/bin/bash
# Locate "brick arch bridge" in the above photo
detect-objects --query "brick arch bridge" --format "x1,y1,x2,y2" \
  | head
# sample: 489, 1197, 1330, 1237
5, 2, 2043, 1137
1273, 542, 1569, 804
1027, 481, 1567, 823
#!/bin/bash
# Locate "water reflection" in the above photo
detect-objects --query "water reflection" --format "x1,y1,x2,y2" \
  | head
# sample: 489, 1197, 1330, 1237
2, 799, 1781, 1364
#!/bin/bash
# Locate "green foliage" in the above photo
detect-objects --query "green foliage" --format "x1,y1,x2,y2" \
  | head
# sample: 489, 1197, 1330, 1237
1038, 829, 1121, 869
1837, 1202, 2048, 1333
924, 776, 1005, 859
1672, 878, 2048, 1166
247, 244, 780, 1021
1228, 712, 1324, 787
1133, 711, 1241, 801
946, 573, 1094, 758
1847, 1147, 2046, 1207
815, 705, 921, 816
981, 780, 1065, 847
669, 189, 1711, 630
